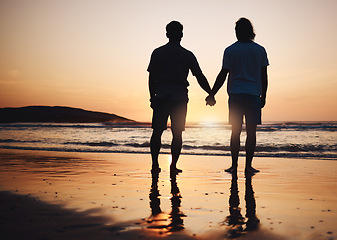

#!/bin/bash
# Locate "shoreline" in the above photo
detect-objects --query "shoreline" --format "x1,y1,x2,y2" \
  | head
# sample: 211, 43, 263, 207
0, 149, 336, 239
0, 147, 335, 161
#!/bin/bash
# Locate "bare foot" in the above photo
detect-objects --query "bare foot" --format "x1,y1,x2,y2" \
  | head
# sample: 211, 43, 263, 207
224, 166, 237, 173
245, 166, 260, 175
170, 167, 182, 174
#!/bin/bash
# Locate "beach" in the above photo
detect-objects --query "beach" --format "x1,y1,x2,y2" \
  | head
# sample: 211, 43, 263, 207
0, 149, 336, 240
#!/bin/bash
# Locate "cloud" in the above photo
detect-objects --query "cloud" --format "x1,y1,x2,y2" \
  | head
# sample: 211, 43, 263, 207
7, 69, 20, 78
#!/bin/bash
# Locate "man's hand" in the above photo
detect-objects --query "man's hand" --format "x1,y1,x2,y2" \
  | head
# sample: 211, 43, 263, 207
150, 98, 157, 109
261, 96, 266, 108
206, 95, 216, 106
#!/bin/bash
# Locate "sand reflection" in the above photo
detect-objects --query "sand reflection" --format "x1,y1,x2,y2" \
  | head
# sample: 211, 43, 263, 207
222, 173, 259, 238
1, 150, 336, 239
145, 172, 186, 234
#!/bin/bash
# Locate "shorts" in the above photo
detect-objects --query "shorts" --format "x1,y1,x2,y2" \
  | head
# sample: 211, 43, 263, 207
151, 98, 187, 132
228, 94, 261, 125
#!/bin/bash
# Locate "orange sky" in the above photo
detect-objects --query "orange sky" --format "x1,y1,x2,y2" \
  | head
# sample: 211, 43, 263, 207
1, 0, 337, 123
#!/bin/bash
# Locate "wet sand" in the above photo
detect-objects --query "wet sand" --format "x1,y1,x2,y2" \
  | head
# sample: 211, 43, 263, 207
0, 149, 336, 240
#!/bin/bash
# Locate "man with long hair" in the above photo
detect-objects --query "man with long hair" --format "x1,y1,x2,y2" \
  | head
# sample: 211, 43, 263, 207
206, 18, 269, 174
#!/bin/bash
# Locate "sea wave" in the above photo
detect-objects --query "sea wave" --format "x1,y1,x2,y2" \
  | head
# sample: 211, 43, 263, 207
261, 122, 337, 131
62, 140, 337, 153
0, 145, 336, 160
0, 139, 40, 144
1, 121, 336, 131
1, 139, 336, 160
1, 121, 336, 160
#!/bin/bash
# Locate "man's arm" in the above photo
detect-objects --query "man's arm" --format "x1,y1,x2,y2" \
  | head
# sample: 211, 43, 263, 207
211, 68, 229, 96
261, 66, 268, 108
190, 53, 212, 94
195, 72, 212, 94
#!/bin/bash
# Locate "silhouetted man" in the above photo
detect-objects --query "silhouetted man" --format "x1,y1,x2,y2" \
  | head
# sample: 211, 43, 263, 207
206, 18, 269, 174
148, 21, 212, 174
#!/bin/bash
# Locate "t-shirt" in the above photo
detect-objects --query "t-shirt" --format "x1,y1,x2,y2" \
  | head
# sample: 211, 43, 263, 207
147, 42, 203, 101
222, 41, 269, 96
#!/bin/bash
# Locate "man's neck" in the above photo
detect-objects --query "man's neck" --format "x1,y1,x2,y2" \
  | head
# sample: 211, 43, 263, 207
168, 40, 181, 45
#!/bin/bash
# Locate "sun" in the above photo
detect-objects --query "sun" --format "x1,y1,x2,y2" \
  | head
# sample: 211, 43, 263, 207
198, 118, 222, 128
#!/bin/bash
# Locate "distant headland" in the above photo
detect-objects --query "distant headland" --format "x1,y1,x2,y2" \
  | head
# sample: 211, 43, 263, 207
0, 106, 136, 123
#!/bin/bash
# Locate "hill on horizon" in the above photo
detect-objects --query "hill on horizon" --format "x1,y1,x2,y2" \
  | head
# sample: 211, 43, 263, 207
0, 106, 135, 123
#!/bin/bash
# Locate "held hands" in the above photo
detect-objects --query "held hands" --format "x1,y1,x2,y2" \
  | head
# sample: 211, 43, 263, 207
205, 95, 216, 106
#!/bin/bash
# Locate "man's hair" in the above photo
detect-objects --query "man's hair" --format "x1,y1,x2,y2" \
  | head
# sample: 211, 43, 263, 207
235, 18, 255, 42
166, 21, 183, 41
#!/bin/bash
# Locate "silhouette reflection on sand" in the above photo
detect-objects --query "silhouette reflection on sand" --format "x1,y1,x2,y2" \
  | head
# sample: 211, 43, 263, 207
222, 173, 260, 238
146, 172, 186, 234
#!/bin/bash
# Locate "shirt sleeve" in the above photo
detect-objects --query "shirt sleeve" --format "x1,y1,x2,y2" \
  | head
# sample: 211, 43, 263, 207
261, 47, 269, 67
222, 48, 231, 70
147, 50, 157, 73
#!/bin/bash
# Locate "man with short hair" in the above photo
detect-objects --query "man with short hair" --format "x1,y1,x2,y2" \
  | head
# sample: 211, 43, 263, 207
206, 18, 269, 174
148, 21, 212, 174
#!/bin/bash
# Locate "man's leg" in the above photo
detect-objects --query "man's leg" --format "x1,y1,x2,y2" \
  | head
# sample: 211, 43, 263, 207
150, 98, 169, 173
226, 123, 242, 173
245, 124, 259, 174
150, 129, 164, 172
170, 129, 183, 173
169, 100, 187, 174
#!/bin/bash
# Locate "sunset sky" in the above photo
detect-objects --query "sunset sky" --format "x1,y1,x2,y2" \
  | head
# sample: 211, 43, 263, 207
1, 0, 337, 123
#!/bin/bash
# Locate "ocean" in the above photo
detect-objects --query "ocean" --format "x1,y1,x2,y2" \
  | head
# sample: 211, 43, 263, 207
0, 122, 336, 160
